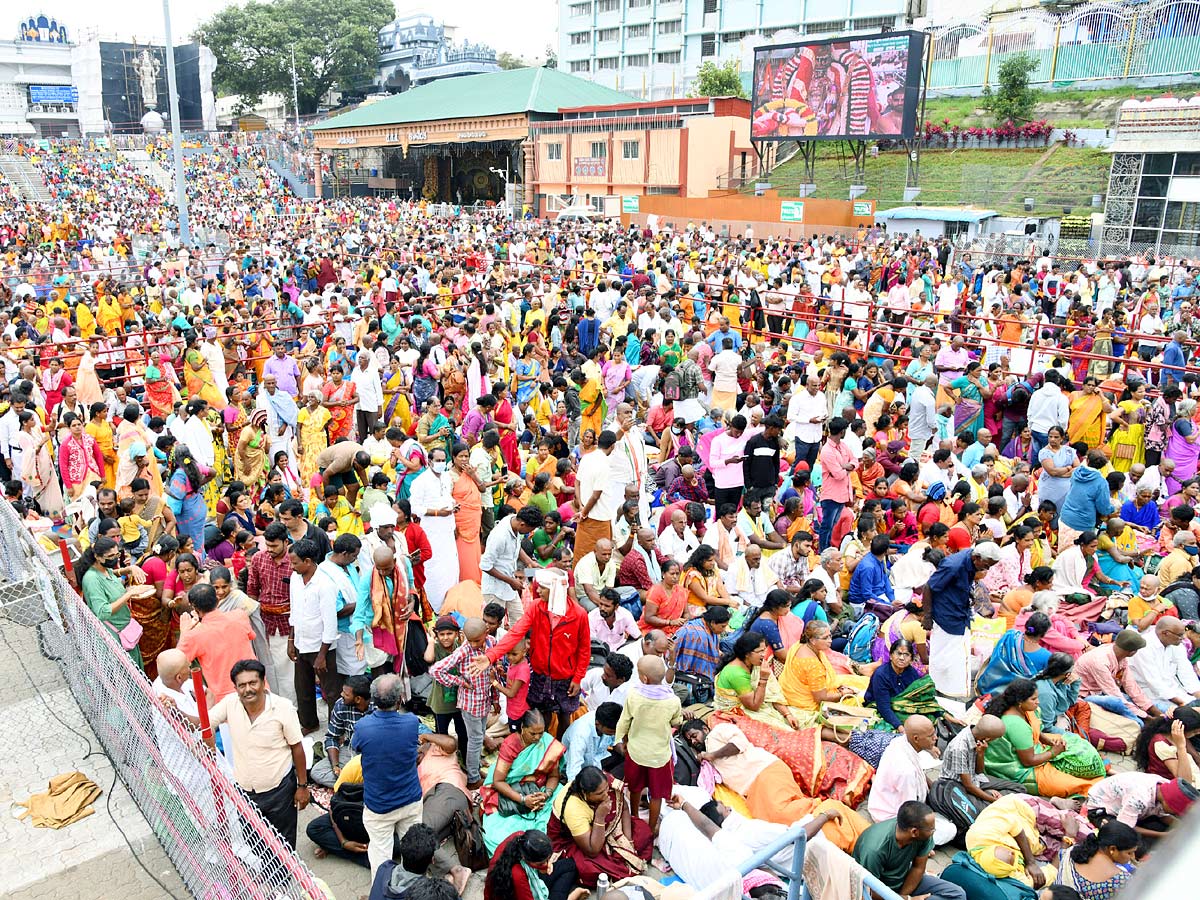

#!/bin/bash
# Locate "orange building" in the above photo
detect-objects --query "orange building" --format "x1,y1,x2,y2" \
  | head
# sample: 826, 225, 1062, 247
530, 96, 768, 211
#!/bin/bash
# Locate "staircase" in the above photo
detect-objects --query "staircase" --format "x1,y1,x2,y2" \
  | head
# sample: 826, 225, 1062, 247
0, 155, 51, 202
119, 148, 174, 195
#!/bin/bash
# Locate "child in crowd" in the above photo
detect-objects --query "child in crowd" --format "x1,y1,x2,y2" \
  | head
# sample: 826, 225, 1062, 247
615, 655, 683, 834
429, 617, 496, 790
492, 638, 530, 730
116, 495, 151, 557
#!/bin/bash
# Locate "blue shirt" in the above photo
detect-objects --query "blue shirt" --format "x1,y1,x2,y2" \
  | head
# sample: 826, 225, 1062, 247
961, 441, 987, 470
848, 553, 894, 606
865, 663, 921, 728
926, 548, 980, 635
1163, 340, 1187, 384
562, 711, 615, 780
350, 710, 423, 814
706, 328, 742, 351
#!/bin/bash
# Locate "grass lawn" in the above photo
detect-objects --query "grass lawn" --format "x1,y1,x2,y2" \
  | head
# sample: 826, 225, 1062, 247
765, 145, 1111, 217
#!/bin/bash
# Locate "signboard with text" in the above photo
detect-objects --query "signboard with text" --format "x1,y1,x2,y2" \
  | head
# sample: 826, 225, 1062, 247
622, 195, 639, 213
780, 200, 804, 222
573, 156, 607, 177
853, 201, 874, 216
29, 84, 78, 104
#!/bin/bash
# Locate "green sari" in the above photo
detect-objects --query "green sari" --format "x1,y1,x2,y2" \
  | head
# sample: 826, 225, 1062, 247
480, 733, 566, 853
884, 674, 943, 726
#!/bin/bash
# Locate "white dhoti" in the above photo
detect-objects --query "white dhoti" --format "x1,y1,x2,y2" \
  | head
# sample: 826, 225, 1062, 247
419, 514, 458, 614
929, 623, 971, 699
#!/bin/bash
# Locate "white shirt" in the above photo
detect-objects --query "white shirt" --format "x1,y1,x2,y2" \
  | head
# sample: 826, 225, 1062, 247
708, 349, 742, 393
1128, 628, 1200, 704
350, 364, 383, 413
171, 415, 215, 467
1027, 383, 1069, 434
576, 449, 616, 522
610, 428, 649, 487
288, 570, 340, 653
787, 389, 827, 443
657, 526, 700, 566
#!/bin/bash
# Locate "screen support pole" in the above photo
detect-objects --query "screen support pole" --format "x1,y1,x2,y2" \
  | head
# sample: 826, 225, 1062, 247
907, 30, 933, 189
799, 141, 817, 184
850, 140, 867, 183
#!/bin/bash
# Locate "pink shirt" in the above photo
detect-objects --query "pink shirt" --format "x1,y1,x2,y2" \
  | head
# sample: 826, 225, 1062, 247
819, 439, 855, 504
504, 660, 531, 719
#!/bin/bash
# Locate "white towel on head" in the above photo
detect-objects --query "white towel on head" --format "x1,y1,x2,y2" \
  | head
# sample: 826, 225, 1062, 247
533, 567, 569, 615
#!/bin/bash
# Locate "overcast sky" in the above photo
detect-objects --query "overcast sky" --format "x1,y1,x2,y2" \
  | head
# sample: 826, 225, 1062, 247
44, 0, 558, 58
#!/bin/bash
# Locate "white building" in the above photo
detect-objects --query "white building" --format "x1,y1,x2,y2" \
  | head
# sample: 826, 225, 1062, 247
1, 17, 215, 137
557, 0, 923, 100
377, 13, 499, 93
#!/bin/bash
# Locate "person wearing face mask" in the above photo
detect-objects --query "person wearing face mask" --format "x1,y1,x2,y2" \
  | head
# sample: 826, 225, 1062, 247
409, 446, 460, 614
76, 535, 145, 666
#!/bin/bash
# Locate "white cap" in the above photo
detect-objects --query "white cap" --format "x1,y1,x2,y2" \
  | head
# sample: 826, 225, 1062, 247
972, 541, 1002, 562
369, 504, 398, 527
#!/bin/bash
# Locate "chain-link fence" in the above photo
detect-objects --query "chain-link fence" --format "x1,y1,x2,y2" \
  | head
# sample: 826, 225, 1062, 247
0, 501, 329, 900
954, 232, 1200, 265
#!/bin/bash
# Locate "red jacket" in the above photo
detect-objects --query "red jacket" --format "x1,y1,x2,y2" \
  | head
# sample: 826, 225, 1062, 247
487, 595, 591, 684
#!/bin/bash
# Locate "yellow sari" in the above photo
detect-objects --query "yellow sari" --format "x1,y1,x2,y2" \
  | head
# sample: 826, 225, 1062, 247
297, 404, 331, 494
1067, 390, 1106, 449
779, 643, 869, 711
381, 368, 413, 432
85, 419, 116, 489
580, 376, 605, 437
1108, 399, 1146, 472
184, 349, 225, 410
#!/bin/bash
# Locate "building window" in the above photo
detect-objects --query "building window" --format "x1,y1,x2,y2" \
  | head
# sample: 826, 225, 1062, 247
622, 140, 640, 160
570, 31, 590, 45
655, 50, 681, 63
701, 33, 716, 56
548, 143, 563, 160
597, 0, 619, 12
626, 23, 649, 38
722, 30, 752, 41
703, 0, 718, 11
625, 53, 649, 67
657, 19, 682, 34
597, 56, 619, 70
591, 141, 608, 158
598, 27, 619, 42
570, 60, 591, 73
806, 20, 846, 34
628, 0, 651, 6
569, 2, 591, 15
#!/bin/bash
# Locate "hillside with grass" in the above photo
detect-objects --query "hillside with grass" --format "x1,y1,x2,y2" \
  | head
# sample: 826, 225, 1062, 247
766, 145, 1110, 217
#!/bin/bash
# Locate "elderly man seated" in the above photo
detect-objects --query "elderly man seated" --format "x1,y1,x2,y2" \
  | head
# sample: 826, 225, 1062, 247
658, 508, 701, 566
573, 538, 616, 612
724, 544, 778, 610
868, 715, 957, 845
616, 527, 668, 603
1127, 616, 1200, 712
1157, 532, 1198, 590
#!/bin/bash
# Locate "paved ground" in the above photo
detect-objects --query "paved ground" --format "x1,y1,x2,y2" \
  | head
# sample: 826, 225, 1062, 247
0, 617, 189, 900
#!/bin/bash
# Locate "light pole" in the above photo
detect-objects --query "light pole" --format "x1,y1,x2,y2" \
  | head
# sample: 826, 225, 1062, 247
291, 47, 301, 131
161, 0, 190, 247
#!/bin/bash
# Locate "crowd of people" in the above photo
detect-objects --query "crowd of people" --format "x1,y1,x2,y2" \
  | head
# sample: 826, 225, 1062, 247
5, 135, 1200, 900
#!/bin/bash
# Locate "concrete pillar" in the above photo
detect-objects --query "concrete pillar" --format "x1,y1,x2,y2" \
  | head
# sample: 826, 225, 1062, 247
313, 150, 322, 199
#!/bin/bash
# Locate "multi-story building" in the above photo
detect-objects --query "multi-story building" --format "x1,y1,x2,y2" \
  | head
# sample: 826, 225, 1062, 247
558, 0, 920, 100
1, 16, 216, 137
377, 13, 499, 93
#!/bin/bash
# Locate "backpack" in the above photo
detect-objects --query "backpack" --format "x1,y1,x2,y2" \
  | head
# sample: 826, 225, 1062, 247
662, 370, 681, 401
329, 782, 368, 844
926, 779, 984, 846
844, 613, 880, 664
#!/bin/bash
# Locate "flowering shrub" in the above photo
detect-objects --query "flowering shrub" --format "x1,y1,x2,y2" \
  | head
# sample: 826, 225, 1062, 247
920, 119, 1055, 147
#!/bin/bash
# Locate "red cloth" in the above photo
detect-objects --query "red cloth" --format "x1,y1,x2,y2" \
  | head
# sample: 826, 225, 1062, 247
487, 595, 591, 683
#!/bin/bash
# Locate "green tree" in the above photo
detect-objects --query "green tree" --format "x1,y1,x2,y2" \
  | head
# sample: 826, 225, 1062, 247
195, 0, 393, 115
496, 51, 527, 70
986, 52, 1040, 125
687, 59, 746, 98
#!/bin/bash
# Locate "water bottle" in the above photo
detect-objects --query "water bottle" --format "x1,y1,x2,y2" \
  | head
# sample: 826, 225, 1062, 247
596, 873, 610, 899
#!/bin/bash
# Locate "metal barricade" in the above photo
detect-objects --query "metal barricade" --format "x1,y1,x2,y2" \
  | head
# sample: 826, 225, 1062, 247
690, 823, 904, 900
0, 499, 328, 900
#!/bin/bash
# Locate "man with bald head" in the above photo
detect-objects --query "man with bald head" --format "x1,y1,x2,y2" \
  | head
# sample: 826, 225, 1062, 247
152, 648, 203, 727
666, 463, 709, 505
1128, 615, 1200, 711
869, 715, 955, 845
658, 507, 700, 565
574, 537, 617, 612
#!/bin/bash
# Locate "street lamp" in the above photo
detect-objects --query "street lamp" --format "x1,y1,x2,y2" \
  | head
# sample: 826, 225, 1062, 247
161, 0, 191, 247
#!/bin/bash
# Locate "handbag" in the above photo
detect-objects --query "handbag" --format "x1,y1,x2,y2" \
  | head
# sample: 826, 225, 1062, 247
672, 670, 714, 705
451, 808, 490, 871
117, 618, 143, 651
